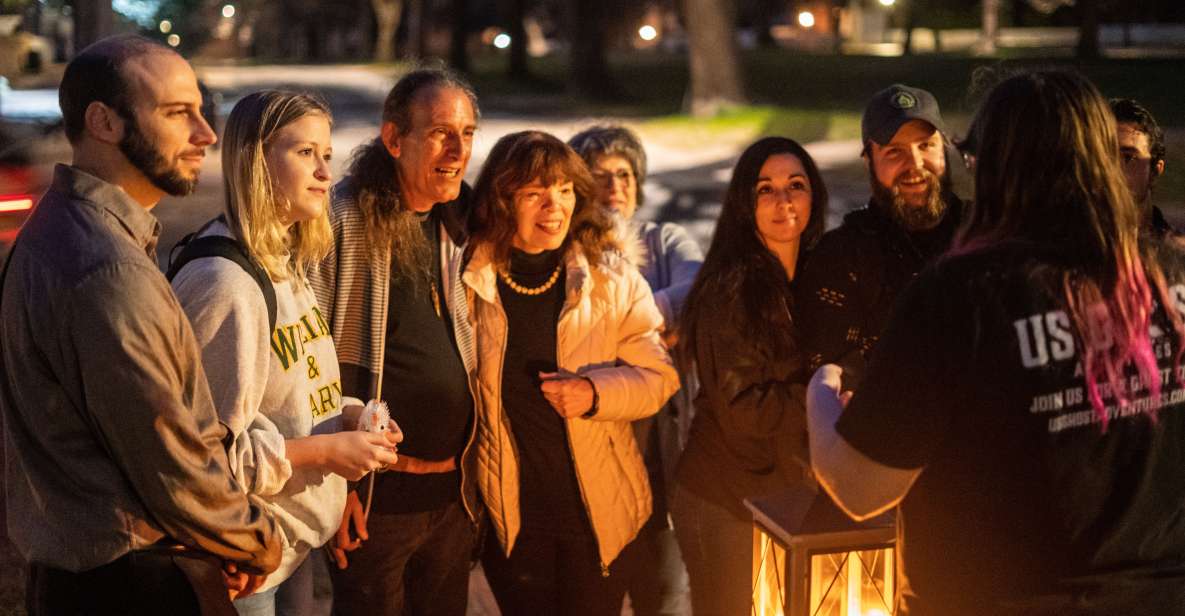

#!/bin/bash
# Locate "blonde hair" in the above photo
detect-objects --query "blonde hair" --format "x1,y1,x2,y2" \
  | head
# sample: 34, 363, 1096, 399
221, 90, 333, 281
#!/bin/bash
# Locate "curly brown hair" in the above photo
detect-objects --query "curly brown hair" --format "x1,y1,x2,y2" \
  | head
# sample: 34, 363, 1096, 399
470, 131, 618, 267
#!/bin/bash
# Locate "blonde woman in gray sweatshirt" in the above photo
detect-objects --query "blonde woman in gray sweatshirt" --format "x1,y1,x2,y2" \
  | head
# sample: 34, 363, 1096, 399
171, 90, 400, 615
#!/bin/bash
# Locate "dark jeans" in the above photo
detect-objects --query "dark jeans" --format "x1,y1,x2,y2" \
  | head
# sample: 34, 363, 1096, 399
330, 500, 476, 616
480, 528, 631, 616
670, 482, 754, 616
26, 549, 231, 616
623, 514, 691, 616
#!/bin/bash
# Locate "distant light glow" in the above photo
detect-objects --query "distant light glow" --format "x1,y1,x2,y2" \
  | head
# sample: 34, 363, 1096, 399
221, 4, 235, 18
638, 25, 658, 41
866, 610, 890, 616
797, 11, 815, 28
167, 34, 181, 47
112, 0, 155, 27
0, 195, 34, 213
159, 20, 172, 33
878, 0, 896, 6
493, 33, 511, 49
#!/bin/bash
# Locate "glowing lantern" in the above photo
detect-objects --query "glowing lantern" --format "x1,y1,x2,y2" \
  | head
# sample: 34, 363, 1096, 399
746, 487, 896, 616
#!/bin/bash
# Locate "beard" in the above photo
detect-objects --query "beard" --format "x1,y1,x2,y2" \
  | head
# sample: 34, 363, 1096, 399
119, 119, 199, 197
870, 167, 950, 232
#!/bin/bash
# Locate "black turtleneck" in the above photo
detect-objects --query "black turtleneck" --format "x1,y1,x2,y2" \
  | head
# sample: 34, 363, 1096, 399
497, 249, 593, 539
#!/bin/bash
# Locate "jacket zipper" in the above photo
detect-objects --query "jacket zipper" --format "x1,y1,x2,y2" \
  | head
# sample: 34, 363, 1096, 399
494, 298, 515, 549
452, 247, 479, 524
458, 376, 479, 523
556, 295, 609, 578
563, 413, 609, 577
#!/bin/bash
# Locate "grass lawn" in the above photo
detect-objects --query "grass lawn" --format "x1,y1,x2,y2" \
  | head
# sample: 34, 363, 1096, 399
466, 47, 1185, 210
467, 47, 1185, 122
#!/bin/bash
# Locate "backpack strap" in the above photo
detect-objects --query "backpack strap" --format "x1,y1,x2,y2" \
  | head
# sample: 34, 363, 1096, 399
166, 231, 277, 333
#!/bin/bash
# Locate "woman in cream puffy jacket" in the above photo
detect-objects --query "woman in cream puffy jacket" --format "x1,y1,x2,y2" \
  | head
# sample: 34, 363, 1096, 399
463, 130, 679, 615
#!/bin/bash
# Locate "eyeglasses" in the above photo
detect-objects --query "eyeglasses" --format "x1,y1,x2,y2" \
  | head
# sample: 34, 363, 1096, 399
592, 169, 634, 186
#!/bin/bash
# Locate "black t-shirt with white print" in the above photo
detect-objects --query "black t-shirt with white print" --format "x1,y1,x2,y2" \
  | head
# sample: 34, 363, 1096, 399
836, 239, 1185, 616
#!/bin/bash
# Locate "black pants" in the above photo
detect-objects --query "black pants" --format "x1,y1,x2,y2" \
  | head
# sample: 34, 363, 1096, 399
26, 549, 229, 616
480, 528, 631, 616
330, 500, 476, 616
670, 483, 754, 616
623, 514, 691, 616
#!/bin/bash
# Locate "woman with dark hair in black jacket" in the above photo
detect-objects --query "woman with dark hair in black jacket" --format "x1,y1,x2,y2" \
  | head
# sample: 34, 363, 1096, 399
672, 137, 827, 615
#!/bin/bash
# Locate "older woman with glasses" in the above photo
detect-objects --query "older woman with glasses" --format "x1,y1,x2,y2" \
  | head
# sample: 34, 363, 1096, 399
568, 125, 701, 615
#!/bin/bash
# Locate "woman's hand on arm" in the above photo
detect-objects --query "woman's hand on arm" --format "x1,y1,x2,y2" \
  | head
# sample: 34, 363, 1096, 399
539, 371, 596, 418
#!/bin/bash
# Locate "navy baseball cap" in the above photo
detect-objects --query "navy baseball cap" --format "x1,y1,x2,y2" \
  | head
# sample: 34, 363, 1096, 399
862, 84, 945, 147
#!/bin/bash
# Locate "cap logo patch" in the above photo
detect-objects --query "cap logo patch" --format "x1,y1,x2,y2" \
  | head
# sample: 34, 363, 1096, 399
892, 92, 917, 109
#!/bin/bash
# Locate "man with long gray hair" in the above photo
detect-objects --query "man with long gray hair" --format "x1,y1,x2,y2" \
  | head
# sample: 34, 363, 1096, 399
309, 68, 481, 616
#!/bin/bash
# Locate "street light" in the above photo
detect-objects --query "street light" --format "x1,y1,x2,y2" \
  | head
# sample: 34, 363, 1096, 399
222, 4, 236, 18
493, 33, 511, 49
159, 20, 172, 33
797, 11, 816, 28
167, 34, 181, 47
638, 25, 658, 41
878, 0, 896, 6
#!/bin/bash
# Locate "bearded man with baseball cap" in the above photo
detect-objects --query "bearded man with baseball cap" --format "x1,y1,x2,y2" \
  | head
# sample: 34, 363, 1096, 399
796, 84, 965, 388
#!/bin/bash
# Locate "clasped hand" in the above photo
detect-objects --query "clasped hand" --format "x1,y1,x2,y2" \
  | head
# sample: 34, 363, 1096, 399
539, 371, 594, 418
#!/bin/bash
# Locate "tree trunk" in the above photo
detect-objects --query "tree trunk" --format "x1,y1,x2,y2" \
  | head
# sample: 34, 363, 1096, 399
973, 0, 999, 55
682, 0, 745, 116
406, 0, 423, 59
22, 1, 43, 36
901, 1, 916, 55
507, 0, 529, 81
372, 0, 403, 62
449, 0, 470, 72
831, 1, 844, 55
1076, 0, 1100, 59
567, 0, 615, 100
72, 0, 113, 53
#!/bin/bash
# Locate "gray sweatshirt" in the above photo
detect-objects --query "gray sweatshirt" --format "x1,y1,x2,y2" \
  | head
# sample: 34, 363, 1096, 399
171, 221, 346, 591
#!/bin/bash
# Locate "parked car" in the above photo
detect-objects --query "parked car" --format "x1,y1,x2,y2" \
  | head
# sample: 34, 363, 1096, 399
1, 76, 65, 258
0, 124, 40, 256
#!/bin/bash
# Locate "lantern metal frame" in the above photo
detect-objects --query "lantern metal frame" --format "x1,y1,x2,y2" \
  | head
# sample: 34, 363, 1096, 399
746, 486, 897, 616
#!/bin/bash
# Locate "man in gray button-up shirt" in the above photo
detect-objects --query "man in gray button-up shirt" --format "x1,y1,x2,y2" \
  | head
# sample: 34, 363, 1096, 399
0, 35, 279, 613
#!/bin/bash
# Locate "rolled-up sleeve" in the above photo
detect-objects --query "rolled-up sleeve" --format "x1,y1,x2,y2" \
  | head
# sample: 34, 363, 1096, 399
66, 261, 280, 573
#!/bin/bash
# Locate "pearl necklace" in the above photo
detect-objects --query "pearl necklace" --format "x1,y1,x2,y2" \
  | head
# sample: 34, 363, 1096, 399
499, 263, 563, 296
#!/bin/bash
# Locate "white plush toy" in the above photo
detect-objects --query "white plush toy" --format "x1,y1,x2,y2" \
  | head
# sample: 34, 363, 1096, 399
359, 399, 393, 435
359, 399, 399, 518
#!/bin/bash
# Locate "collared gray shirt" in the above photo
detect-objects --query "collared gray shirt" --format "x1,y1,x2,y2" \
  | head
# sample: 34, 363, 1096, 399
0, 165, 279, 573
